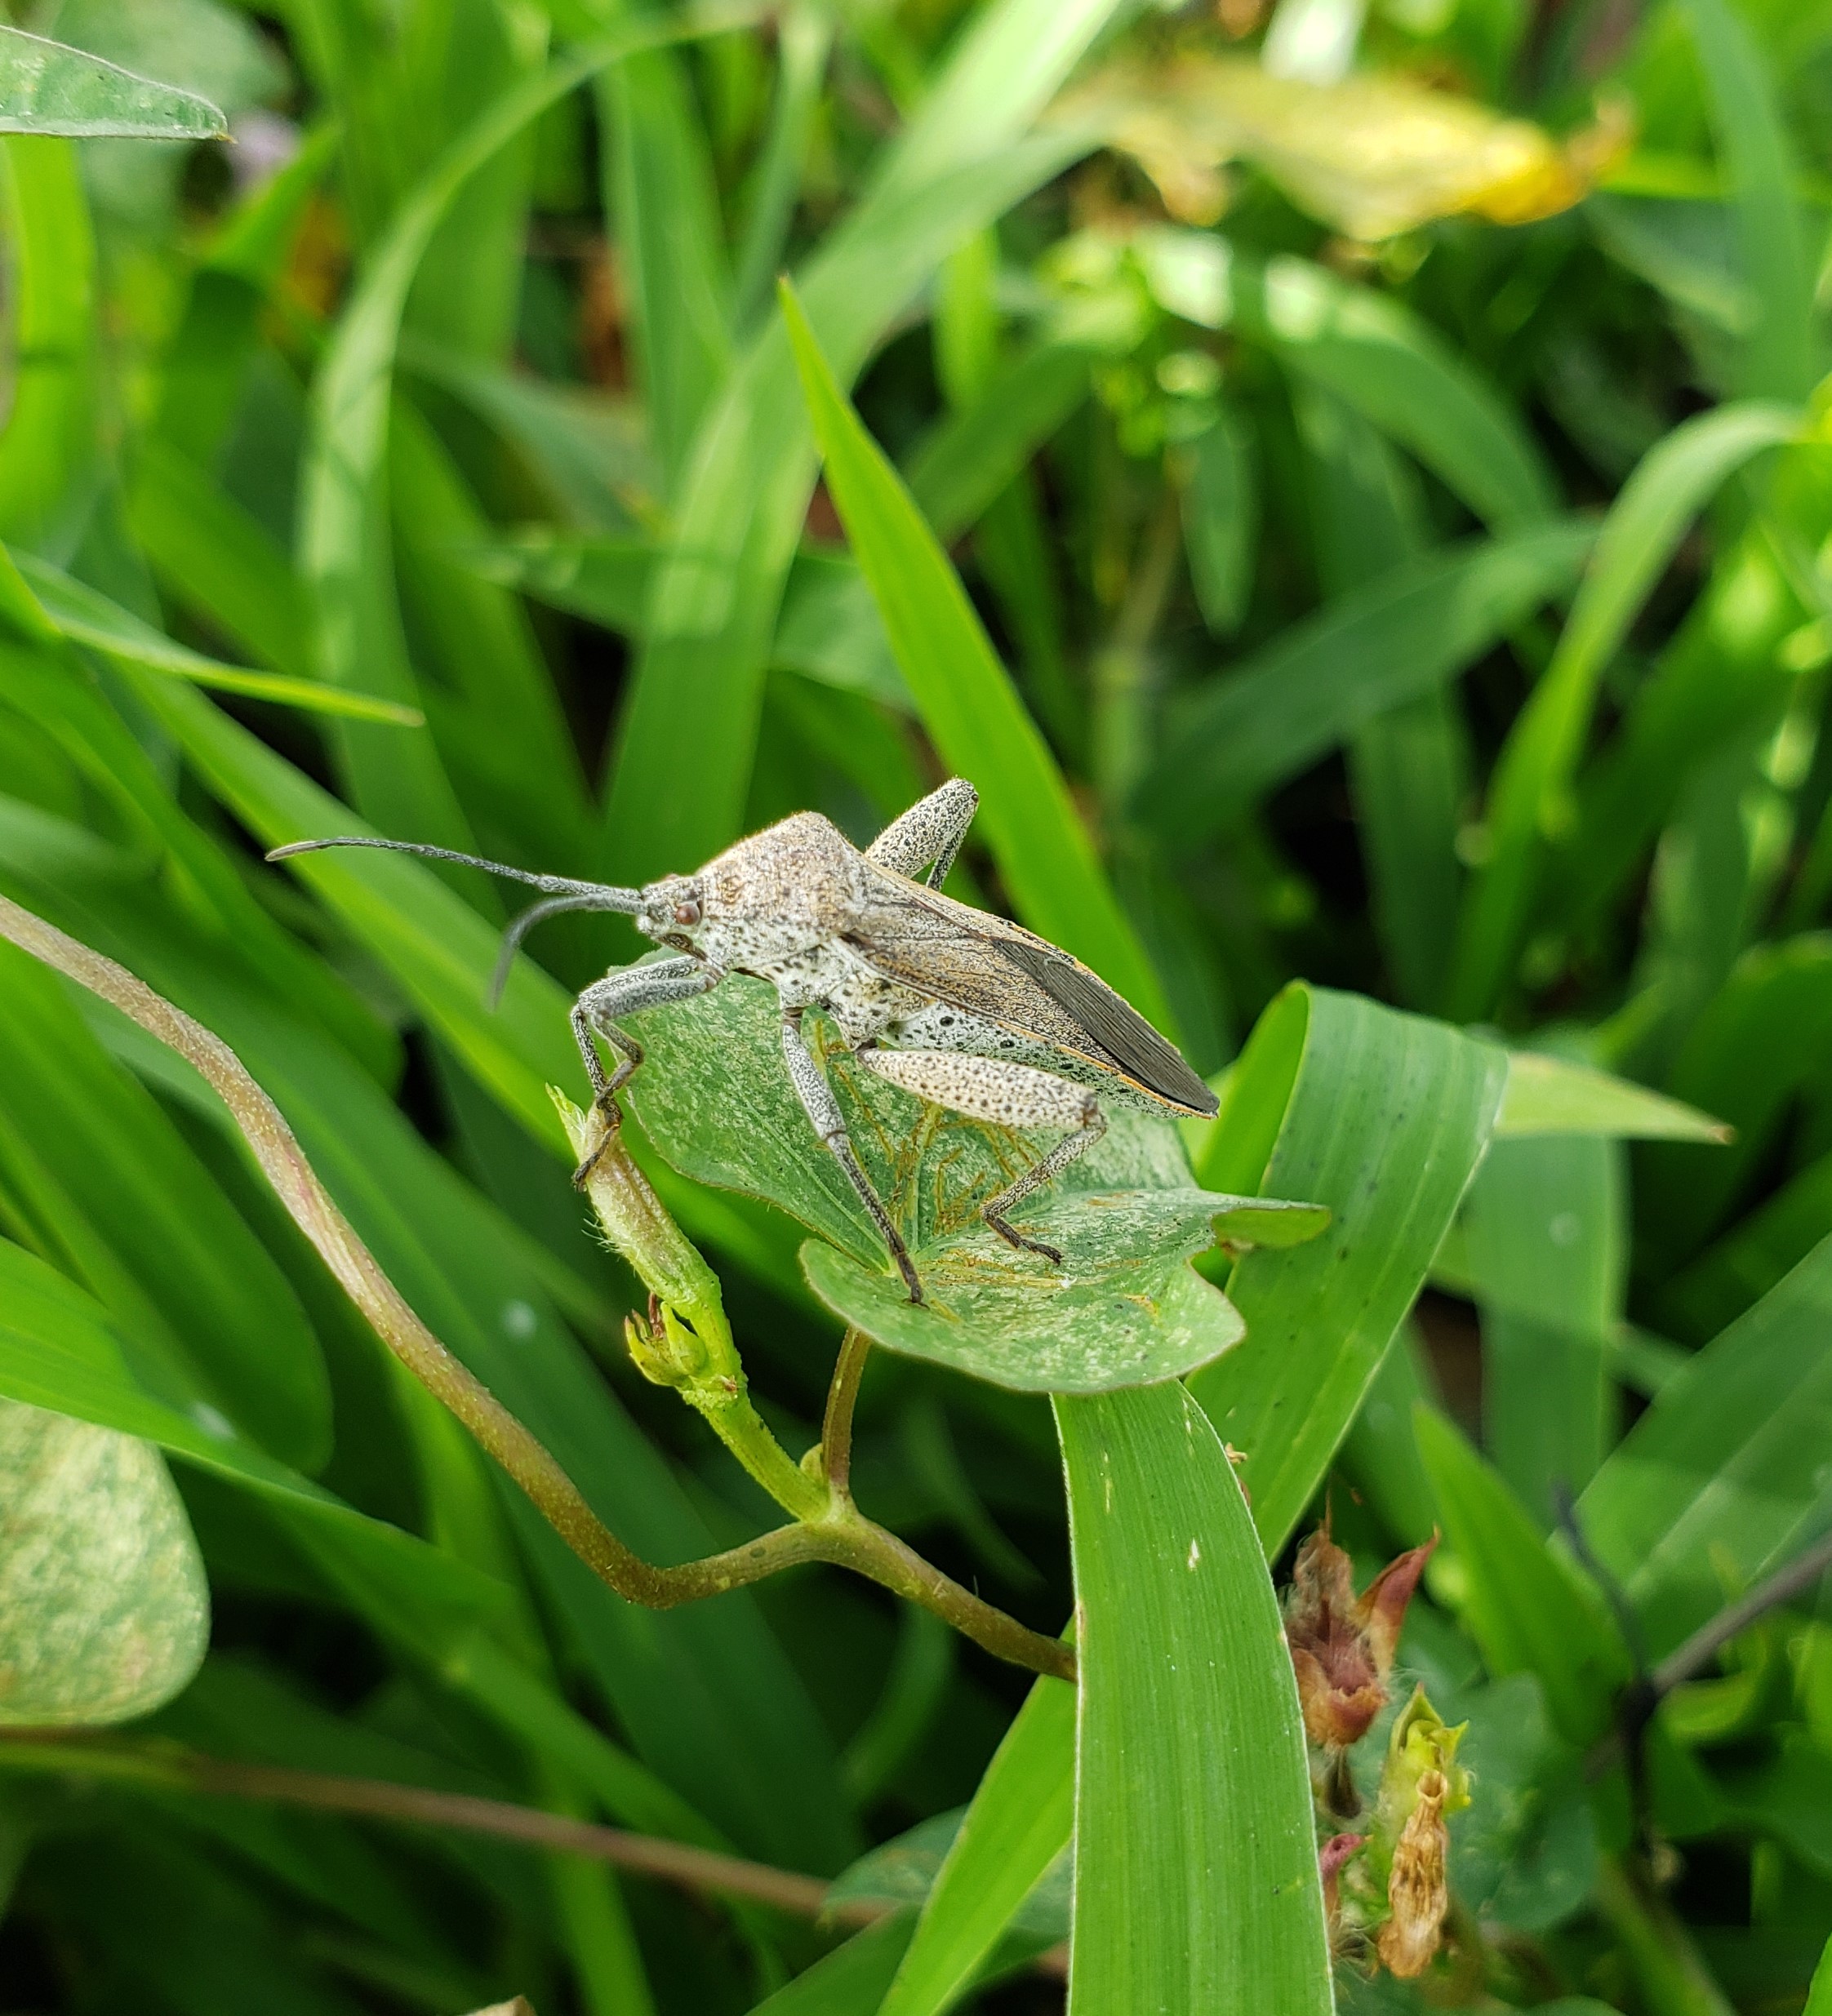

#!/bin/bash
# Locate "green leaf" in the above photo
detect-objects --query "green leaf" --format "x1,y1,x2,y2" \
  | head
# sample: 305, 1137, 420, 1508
597, 48, 732, 486
0, 137, 96, 548
0, 26, 226, 139
781, 280, 1170, 1028
1416, 1408, 1633, 1747
1056, 1383, 1332, 2012
0, 1233, 500, 1659
0, 1392, 207, 1724
1464, 1131, 1624, 1521
745, 1917, 914, 2014
877, 1675, 1074, 2016
11, 548, 420, 725
1143, 524, 1593, 847
0, 935, 333, 1472
1496, 1051, 1730, 1141
1809, 1929, 1832, 2016
1190, 984, 1508, 1551
1448, 401, 1800, 1019
1234, 248, 1559, 532
1580, 1230, 1832, 1656
1178, 399, 1256, 635
1676, 0, 1817, 402
625, 969, 1318, 1393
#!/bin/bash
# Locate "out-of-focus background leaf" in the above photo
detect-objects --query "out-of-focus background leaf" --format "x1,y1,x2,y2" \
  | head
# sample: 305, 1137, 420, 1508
2, 0, 1832, 2007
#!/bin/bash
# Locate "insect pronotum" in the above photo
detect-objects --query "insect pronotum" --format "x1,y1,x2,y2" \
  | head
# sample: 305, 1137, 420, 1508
269, 779, 1218, 1303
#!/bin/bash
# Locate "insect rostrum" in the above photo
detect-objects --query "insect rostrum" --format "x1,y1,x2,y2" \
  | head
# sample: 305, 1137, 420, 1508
269, 778, 1218, 1303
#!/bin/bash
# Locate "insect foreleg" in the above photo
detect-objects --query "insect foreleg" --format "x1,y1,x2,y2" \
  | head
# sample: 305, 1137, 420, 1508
865, 778, 978, 888
780, 1012, 925, 1304
571, 957, 722, 1184
855, 1050, 1105, 1264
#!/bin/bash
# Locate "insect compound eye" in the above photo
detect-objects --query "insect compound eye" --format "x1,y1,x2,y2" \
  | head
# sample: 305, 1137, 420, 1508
673, 899, 701, 928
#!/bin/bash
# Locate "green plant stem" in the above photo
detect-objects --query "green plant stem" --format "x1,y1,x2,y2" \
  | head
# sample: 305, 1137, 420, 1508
820, 1325, 873, 1500
1594, 1858, 1737, 2016
0, 893, 1074, 1681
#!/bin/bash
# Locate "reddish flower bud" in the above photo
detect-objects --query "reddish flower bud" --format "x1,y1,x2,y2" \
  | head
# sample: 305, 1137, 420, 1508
1283, 1529, 1438, 1755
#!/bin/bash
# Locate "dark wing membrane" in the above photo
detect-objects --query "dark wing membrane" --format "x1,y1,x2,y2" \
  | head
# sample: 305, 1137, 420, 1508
847, 866, 1218, 1116
998, 939, 1218, 1115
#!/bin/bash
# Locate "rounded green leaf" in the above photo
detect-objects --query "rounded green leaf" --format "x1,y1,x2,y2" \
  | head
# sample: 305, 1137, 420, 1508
626, 971, 1321, 1392
0, 1396, 208, 1725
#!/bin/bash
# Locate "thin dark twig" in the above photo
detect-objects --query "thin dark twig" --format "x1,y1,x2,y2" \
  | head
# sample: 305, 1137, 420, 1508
820, 1326, 872, 1501
1650, 1525, 1832, 1698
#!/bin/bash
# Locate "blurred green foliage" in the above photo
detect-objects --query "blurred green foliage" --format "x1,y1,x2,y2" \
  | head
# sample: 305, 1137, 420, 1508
3, 0, 1832, 2009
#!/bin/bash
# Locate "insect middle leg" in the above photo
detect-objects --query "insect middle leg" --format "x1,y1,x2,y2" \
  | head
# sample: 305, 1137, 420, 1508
780, 1011, 925, 1304
571, 956, 723, 1184
855, 1050, 1105, 1264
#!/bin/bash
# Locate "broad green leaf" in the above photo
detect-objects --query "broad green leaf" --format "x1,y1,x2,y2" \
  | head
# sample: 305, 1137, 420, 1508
1676, 0, 1817, 402
1580, 1231, 1832, 1656
11, 548, 419, 725
625, 970, 1322, 1393
1464, 1132, 1624, 1521
0, 26, 225, 139
0, 1392, 207, 1725
1661, 1146, 1832, 1344
782, 282, 1169, 1027
1416, 1409, 1633, 1747
1190, 984, 1508, 1550
1448, 401, 1799, 1019
1496, 1051, 1729, 1141
1142, 524, 1592, 847
877, 1675, 1074, 2016
1056, 1383, 1331, 2012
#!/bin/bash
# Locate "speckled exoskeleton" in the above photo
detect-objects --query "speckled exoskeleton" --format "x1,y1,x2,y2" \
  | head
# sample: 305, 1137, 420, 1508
270, 781, 1219, 1303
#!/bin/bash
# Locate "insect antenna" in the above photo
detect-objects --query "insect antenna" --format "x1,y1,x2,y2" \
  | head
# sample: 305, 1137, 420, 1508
265, 837, 645, 1008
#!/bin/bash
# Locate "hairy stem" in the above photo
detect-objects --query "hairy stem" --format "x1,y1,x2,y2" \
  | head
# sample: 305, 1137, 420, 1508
820, 1325, 873, 1500
0, 894, 1073, 1681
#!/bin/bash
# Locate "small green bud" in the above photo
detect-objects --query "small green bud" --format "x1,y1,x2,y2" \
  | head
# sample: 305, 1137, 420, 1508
624, 1294, 710, 1388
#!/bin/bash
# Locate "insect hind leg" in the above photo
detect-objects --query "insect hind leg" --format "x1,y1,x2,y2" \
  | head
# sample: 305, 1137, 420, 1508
571, 957, 721, 1185
781, 1013, 925, 1303
855, 1050, 1104, 1264
865, 779, 978, 888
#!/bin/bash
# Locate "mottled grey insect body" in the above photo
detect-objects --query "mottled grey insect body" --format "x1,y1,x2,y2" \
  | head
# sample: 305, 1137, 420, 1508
269, 780, 1217, 1303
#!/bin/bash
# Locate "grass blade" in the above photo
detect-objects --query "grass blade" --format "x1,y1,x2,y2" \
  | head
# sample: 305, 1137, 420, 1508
1677, 0, 1817, 400
782, 282, 1170, 1025
1056, 1383, 1332, 2012
1142, 523, 1592, 847
1447, 401, 1799, 1019
878, 1673, 1074, 2016
12, 548, 420, 725
1190, 984, 1508, 1551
